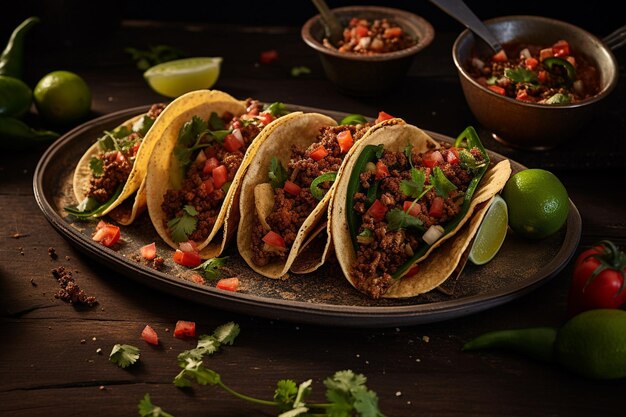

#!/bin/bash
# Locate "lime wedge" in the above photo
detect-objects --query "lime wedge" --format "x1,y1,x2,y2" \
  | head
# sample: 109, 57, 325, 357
143, 57, 222, 98
468, 194, 508, 265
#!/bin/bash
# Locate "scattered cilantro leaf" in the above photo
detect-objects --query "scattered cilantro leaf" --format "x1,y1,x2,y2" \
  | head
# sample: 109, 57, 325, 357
275, 380, 299, 412
265, 102, 290, 117
125, 44, 186, 71
174, 357, 221, 387
212, 321, 240, 345
208, 112, 225, 130
89, 156, 104, 177
399, 168, 426, 199
269, 156, 289, 188
431, 167, 457, 198
109, 344, 140, 368
97, 132, 117, 152
340, 114, 368, 126
176, 322, 240, 369
545, 93, 571, 104
290, 66, 311, 77
167, 205, 197, 243
178, 116, 208, 148
504, 67, 538, 84
403, 143, 414, 168
138, 394, 175, 417
386, 208, 424, 231
193, 256, 229, 281
133, 115, 156, 136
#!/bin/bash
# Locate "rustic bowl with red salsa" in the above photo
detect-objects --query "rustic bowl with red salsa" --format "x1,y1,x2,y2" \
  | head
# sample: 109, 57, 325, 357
452, 15, 619, 150
301, 5, 434, 97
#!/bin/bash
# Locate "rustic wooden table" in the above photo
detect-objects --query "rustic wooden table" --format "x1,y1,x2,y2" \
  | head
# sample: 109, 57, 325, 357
1, 15, 625, 417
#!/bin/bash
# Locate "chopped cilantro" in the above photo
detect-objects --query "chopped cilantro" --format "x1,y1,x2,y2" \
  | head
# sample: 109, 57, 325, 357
399, 168, 427, 199
178, 116, 208, 148
133, 115, 155, 136
265, 102, 290, 117
138, 394, 174, 417
403, 143, 414, 168
340, 114, 367, 126
208, 112, 225, 130
167, 205, 198, 243
269, 156, 289, 188
386, 208, 423, 231
97, 132, 117, 152
89, 156, 104, 177
504, 67, 538, 84
109, 343, 140, 368
274, 379, 299, 412
290, 66, 311, 77
431, 167, 457, 198
193, 256, 229, 281
545, 93, 571, 104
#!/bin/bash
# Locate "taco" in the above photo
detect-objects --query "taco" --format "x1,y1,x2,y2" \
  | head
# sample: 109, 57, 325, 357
66, 103, 167, 225
237, 111, 387, 279
329, 120, 512, 299
145, 89, 295, 260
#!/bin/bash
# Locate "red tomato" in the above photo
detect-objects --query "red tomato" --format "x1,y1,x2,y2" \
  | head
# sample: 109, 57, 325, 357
309, 145, 328, 161
567, 240, 626, 317
491, 49, 508, 62
212, 165, 228, 189
131, 142, 141, 156
355, 25, 369, 38
201, 177, 214, 193
383, 27, 403, 38
428, 197, 444, 218
173, 320, 196, 338
173, 249, 202, 268
403, 200, 421, 217
216, 277, 240, 292
203, 157, 220, 174
92, 222, 120, 247
374, 111, 394, 124
374, 160, 390, 180
223, 134, 243, 152
283, 180, 301, 196
262, 231, 286, 249
405, 264, 420, 278
367, 199, 388, 222
525, 57, 539, 70
258, 113, 274, 126
259, 49, 279, 64
140, 242, 157, 260
487, 85, 506, 95
552, 40, 570, 57
446, 148, 459, 165
141, 325, 159, 345
422, 150, 443, 168
337, 130, 354, 153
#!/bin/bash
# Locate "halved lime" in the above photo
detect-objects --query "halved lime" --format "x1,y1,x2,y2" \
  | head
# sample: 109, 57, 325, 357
143, 57, 222, 98
468, 194, 508, 265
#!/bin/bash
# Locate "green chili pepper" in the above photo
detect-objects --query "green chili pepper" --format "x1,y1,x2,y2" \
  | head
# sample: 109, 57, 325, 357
463, 327, 557, 362
310, 172, 337, 200
0, 16, 40, 79
543, 57, 577, 85
340, 114, 368, 125
64, 184, 124, 219
0, 115, 59, 150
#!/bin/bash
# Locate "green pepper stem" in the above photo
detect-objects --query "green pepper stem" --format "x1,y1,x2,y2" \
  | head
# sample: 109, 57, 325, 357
463, 327, 558, 363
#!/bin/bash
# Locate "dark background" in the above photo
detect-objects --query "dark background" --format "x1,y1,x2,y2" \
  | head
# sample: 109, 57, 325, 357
2, 0, 622, 47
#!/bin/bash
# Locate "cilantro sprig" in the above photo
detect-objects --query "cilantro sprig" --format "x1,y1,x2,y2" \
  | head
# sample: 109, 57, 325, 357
167, 205, 198, 243
138, 394, 174, 417
193, 256, 229, 281
269, 156, 289, 188
431, 167, 457, 198
110, 343, 140, 368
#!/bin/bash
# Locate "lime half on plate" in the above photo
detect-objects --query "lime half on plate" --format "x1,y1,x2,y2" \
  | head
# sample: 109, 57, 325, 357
143, 57, 222, 98
468, 194, 509, 265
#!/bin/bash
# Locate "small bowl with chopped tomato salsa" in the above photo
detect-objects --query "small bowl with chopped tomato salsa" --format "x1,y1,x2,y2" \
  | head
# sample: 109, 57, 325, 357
452, 15, 618, 150
301, 5, 434, 97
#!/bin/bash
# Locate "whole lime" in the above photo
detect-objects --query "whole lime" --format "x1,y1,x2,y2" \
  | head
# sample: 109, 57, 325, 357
501, 169, 569, 239
0, 75, 32, 117
33, 70, 92, 125
555, 309, 626, 380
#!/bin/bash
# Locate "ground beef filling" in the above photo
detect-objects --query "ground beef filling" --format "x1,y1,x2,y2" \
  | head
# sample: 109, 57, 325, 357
350, 144, 483, 299
324, 17, 417, 55
251, 123, 371, 267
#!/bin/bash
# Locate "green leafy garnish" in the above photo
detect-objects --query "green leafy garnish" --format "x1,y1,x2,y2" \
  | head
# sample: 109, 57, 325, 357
64, 183, 124, 219
399, 168, 427, 199
193, 256, 229, 281
208, 112, 225, 130
386, 208, 424, 231
109, 344, 140, 368
485, 76, 498, 85
310, 172, 337, 200
403, 143, 414, 168
97, 131, 117, 152
545, 93, 571, 104
125, 44, 186, 71
89, 156, 104, 177
269, 156, 289, 188
458, 149, 485, 172
265, 102, 290, 118
431, 166, 457, 198
365, 181, 380, 205
290, 66, 311, 77
167, 205, 198, 243
504, 67, 538, 84
340, 114, 368, 125
178, 116, 208, 148
138, 394, 174, 417
324, 370, 383, 417
133, 115, 156, 136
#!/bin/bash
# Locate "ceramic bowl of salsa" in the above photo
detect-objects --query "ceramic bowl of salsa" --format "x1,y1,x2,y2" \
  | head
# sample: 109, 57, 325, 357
301, 5, 434, 97
452, 15, 619, 150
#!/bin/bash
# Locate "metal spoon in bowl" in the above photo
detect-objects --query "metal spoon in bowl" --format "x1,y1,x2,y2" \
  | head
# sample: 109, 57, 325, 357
311, 0, 343, 46
429, 0, 502, 52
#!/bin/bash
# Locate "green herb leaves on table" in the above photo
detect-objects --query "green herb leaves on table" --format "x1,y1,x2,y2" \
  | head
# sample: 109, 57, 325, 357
110, 343, 140, 368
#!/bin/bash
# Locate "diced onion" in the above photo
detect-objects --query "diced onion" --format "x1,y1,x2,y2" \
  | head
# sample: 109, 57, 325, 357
364, 162, 376, 173
179, 241, 196, 253
232, 128, 244, 144
520, 48, 531, 59
422, 225, 444, 246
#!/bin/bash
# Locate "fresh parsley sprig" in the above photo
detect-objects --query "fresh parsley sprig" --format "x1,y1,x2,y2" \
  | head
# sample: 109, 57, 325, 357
167, 205, 198, 243
110, 343, 140, 368
193, 256, 229, 281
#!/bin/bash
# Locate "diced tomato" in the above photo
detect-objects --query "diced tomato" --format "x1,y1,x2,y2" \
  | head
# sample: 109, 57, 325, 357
537, 70, 548, 83
173, 249, 202, 268
337, 130, 354, 153
173, 320, 196, 338
405, 264, 420, 278
491, 49, 508, 62
231, 119, 242, 130
428, 196, 444, 218
140, 242, 157, 260
141, 325, 159, 345
115, 151, 126, 164
259, 49, 279, 64
212, 165, 228, 189
257, 112, 274, 126
552, 40, 570, 57
525, 57, 539, 70
355, 25, 369, 38
203, 157, 220, 175
446, 148, 460, 165
403, 200, 421, 217
223, 134, 244, 152
310, 145, 328, 161
92, 222, 120, 247
516, 89, 534, 102
539, 48, 554, 61
131, 142, 141, 157
283, 180, 301, 196
422, 150, 444, 168
374, 160, 390, 180
487, 85, 506, 95
367, 199, 388, 222
375, 111, 395, 124
201, 177, 214, 193
383, 27, 403, 38
262, 231, 286, 249
216, 277, 240, 292
190, 273, 206, 285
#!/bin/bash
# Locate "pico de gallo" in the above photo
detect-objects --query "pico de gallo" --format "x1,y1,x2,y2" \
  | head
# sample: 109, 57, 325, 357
161, 100, 289, 245
468, 39, 601, 104
323, 17, 417, 55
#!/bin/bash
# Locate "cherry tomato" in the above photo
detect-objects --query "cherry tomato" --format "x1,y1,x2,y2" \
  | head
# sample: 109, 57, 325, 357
567, 240, 626, 317
173, 320, 196, 338
141, 325, 159, 345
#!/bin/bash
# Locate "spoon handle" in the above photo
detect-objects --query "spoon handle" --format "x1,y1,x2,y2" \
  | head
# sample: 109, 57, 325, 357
429, 0, 502, 52
311, 0, 343, 44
